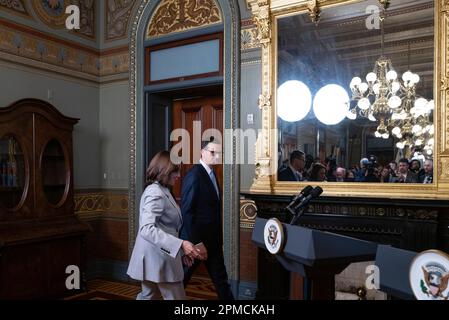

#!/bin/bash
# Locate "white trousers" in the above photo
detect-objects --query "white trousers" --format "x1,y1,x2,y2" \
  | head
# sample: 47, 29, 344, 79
137, 280, 186, 300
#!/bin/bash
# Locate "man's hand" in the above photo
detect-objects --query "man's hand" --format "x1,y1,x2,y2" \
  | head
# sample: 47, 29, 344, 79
182, 240, 201, 259
182, 255, 194, 267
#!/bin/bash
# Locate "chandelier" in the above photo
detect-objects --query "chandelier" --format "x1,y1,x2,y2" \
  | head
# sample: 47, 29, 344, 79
347, 4, 434, 157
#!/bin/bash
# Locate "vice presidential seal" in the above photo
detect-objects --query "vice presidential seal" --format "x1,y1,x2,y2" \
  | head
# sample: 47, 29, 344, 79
263, 218, 284, 254
409, 249, 449, 300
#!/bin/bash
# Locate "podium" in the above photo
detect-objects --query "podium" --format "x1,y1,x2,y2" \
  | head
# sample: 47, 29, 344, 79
375, 245, 416, 300
252, 217, 378, 300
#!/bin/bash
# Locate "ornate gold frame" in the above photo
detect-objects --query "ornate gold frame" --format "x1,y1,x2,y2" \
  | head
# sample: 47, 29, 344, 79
248, 0, 449, 200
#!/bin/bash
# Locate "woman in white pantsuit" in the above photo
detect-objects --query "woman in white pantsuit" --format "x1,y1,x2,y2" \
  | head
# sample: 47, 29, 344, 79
127, 151, 204, 300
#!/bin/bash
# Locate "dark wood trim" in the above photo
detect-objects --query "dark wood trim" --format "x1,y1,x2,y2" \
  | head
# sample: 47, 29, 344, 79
145, 32, 223, 86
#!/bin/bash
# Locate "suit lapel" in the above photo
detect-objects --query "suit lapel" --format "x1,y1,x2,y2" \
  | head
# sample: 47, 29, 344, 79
157, 183, 182, 223
197, 164, 220, 201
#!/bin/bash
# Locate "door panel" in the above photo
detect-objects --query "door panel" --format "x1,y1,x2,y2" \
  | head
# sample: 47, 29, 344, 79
172, 96, 223, 202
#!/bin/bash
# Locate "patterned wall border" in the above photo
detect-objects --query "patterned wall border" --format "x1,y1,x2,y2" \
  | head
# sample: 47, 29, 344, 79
0, 18, 260, 83
0, 20, 129, 82
75, 190, 129, 220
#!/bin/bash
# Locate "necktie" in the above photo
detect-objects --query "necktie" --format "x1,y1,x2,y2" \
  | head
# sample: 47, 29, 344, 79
209, 170, 219, 197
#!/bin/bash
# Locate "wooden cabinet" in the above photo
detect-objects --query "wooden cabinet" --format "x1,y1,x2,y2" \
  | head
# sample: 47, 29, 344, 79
0, 99, 90, 299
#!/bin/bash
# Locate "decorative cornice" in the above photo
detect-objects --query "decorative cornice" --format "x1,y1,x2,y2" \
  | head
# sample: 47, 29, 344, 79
147, 0, 222, 39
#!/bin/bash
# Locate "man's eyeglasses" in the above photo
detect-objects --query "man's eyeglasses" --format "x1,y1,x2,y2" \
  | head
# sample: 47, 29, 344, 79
205, 149, 221, 156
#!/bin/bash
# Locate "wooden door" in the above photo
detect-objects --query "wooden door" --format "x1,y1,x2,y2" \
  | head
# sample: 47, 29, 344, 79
172, 96, 223, 202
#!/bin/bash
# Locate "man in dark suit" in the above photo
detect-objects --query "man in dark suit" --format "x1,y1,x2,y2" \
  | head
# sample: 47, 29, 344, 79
278, 150, 306, 181
390, 158, 418, 183
180, 138, 234, 300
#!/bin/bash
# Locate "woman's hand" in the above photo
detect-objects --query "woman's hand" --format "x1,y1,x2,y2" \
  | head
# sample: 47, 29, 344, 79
182, 240, 200, 259
182, 255, 194, 267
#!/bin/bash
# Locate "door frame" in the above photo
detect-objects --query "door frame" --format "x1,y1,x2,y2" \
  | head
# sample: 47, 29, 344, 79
128, 0, 241, 292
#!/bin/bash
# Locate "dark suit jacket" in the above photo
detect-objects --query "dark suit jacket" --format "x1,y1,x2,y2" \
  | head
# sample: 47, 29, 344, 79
278, 166, 302, 181
180, 164, 222, 252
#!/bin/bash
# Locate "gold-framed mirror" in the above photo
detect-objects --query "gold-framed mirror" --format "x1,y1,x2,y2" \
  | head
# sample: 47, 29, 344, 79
248, 0, 449, 199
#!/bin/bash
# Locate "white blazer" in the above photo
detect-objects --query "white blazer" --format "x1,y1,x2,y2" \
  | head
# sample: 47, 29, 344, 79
127, 182, 184, 283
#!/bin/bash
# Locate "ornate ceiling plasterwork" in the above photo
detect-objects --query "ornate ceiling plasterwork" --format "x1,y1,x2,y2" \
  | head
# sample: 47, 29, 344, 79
0, 0, 29, 16
147, 0, 222, 39
31, 0, 95, 39
106, 0, 136, 41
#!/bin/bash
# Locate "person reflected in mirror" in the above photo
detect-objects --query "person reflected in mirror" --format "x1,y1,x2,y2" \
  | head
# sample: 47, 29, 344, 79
410, 159, 424, 177
180, 137, 234, 300
127, 151, 203, 300
278, 150, 307, 181
388, 161, 398, 178
335, 167, 346, 182
419, 159, 433, 184
325, 156, 337, 182
345, 170, 356, 182
390, 158, 418, 183
379, 167, 392, 183
355, 158, 369, 182
309, 163, 327, 182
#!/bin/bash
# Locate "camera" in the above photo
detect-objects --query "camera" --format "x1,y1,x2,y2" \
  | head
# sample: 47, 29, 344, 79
366, 155, 377, 172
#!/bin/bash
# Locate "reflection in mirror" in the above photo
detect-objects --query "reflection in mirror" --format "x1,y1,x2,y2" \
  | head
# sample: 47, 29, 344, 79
0, 136, 25, 209
277, 0, 434, 184
42, 139, 67, 205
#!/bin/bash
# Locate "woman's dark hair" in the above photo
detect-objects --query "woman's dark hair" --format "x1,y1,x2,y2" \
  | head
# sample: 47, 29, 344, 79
145, 151, 180, 187
309, 163, 327, 181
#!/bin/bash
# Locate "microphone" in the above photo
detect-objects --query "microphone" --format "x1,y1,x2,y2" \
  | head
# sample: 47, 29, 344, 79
286, 185, 313, 216
290, 186, 323, 225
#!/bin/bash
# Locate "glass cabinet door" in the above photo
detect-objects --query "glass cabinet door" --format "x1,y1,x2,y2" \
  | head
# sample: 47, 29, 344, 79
41, 139, 68, 205
0, 136, 26, 209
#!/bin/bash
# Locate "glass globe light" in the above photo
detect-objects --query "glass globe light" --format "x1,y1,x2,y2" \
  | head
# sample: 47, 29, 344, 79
374, 131, 381, 138
386, 70, 397, 81
415, 139, 423, 146
313, 84, 350, 125
388, 96, 402, 109
382, 133, 389, 139
366, 72, 377, 83
429, 125, 435, 135
426, 100, 434, 110
368, 114, 376, 121
373, 83, 381, 95
427, 149, 433, 155
415, 98, 428, 109
359, 82, 369, 93
412, 124, 423, 135
277, 80, 312, 122
396, 133, 402, 139
350, 77, 362, 89
412, 73, 420, 84
428, 138, 434, 146
392, 127, 401, 135
396, 142, 405, 149
357, 97, 370, 110
402, 71, 413, 82
391, 81, 400, 93
346, 109, 357, 120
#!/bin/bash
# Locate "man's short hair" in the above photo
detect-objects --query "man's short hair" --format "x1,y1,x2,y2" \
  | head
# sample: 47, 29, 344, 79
201, 136, 220, 150
399, 158, 409, 165
290, 150, 305, 163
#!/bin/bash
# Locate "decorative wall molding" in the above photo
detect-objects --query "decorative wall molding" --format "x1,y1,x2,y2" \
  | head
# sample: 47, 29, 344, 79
0, 20, 129, 82
0, 0, 29, 16
146, 0, 222, 39
241, 20, 261, 51
75, 190, 128, 220
105, 0, 136, 41
240, 199, 257, 229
